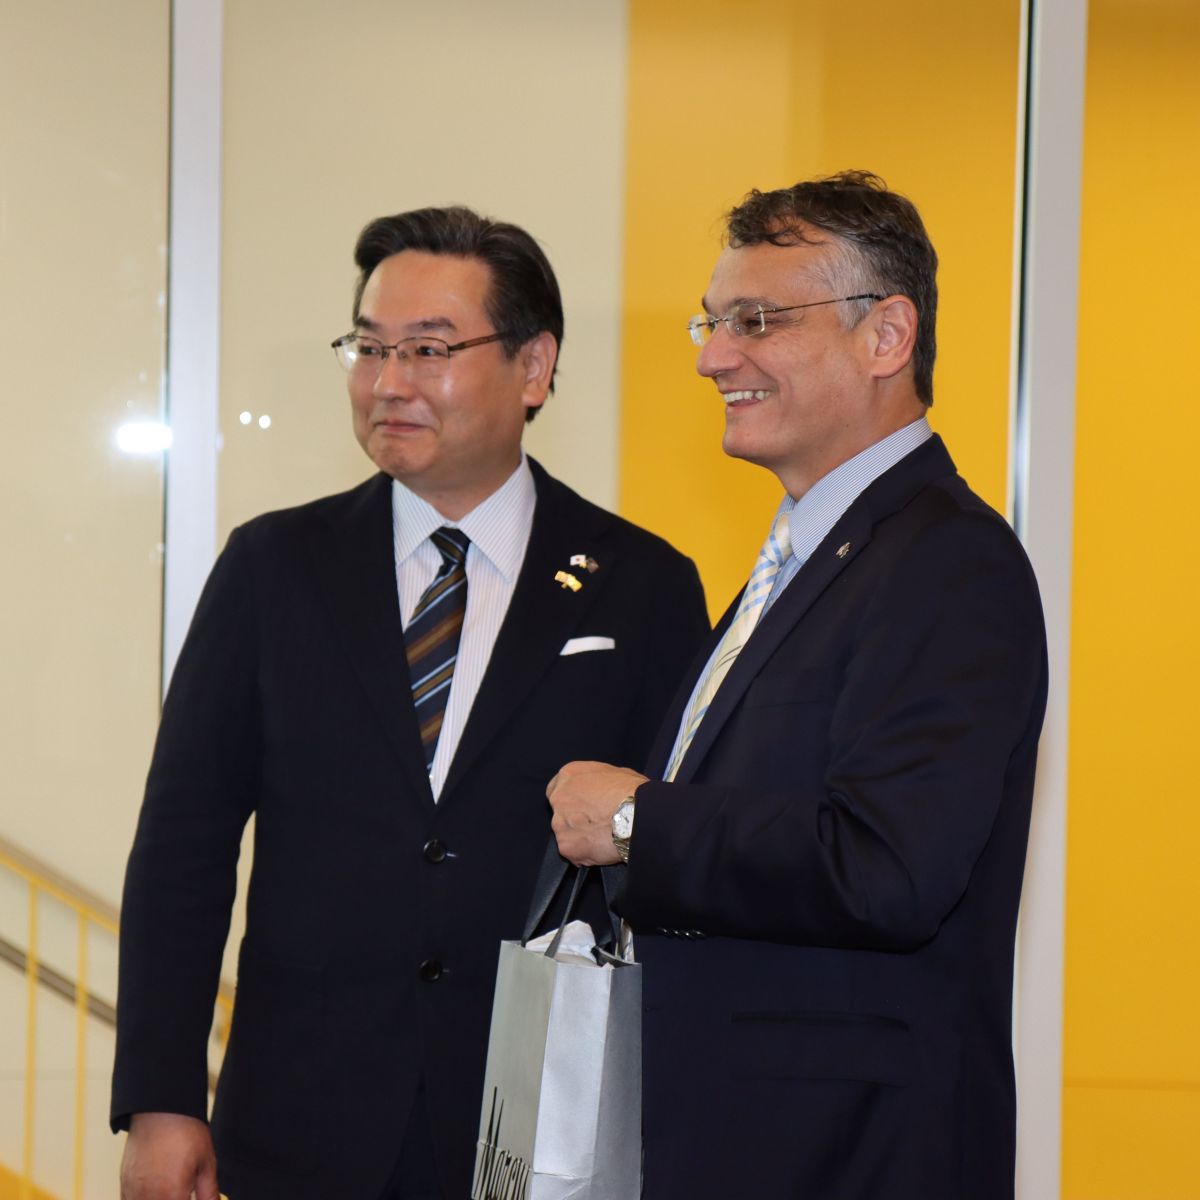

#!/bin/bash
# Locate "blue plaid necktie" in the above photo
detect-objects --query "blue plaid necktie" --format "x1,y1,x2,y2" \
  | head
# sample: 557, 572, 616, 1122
405, 527, 471, 770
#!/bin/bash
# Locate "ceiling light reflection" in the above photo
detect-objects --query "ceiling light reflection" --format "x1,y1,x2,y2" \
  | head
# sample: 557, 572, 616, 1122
115, 421, 173, 455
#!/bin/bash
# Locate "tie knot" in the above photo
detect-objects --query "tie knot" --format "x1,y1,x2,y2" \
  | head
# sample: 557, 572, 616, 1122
430, 526, 470, 567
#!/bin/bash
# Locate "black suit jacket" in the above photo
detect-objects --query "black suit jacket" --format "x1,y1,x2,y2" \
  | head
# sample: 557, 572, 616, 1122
618, 437, 1048, 1200
111, 459, 708, 1200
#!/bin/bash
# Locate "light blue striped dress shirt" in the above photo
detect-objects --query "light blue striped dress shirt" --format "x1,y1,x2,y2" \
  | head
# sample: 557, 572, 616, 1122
662, 416, 932, 775
392, 455, 536, 801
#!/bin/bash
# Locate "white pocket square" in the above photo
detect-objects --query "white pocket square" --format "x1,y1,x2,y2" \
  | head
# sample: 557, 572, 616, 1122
560, 636, 616, 656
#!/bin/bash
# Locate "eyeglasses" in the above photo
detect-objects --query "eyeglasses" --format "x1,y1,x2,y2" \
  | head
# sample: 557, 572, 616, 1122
330, 331, 509, 374
686, 295, 884, 347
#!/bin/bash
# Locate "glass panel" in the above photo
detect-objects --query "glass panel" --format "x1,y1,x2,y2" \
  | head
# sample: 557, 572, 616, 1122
213, 0, 634, 981
0, 1, 169, 908
217, 0, 632, 540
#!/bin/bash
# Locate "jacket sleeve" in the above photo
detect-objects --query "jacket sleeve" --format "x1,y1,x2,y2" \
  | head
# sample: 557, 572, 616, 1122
619, 512, 1047, 951
111, 526, 260, 1129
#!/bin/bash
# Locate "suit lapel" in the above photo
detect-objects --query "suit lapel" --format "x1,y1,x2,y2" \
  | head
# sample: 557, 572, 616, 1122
439, 461, 614, 799
305, 473, 434, 808
672, 436, 958, 784
672, 506, 874, 782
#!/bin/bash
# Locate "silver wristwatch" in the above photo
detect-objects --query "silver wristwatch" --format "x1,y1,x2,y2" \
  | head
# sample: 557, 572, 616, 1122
611, 796, 636, 863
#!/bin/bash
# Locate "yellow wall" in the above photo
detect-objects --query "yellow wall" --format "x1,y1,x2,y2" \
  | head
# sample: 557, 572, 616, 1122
622, 3, 1200, 1195
1063, 1, 1200, 1196
619, 0, 1021, 613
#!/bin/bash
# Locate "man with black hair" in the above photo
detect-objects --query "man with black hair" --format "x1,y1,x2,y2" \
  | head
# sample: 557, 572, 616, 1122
113, 206, 707, 1200
549, 173, 1047, 1199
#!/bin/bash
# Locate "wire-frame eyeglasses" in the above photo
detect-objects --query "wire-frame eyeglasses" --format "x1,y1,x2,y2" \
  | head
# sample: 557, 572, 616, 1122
331, 331, 510, 374
687, 295, 884, 347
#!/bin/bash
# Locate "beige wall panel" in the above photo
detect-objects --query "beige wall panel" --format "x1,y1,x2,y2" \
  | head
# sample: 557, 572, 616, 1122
216, 0, 629, 982
0, 0, 169, 906
219, 0, 630, 541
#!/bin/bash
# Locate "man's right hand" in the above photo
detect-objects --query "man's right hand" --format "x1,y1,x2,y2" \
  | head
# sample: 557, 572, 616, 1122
120, 1112, 219, 1200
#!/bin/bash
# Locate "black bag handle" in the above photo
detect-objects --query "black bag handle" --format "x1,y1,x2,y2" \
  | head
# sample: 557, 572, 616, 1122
522, 836, 621, 954
542, 867, 590, 960
523, 836, 574, 943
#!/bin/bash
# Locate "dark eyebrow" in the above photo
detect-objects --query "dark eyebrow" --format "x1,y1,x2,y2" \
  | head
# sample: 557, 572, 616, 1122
353, 315, 459, 335
406, 316, 458, 334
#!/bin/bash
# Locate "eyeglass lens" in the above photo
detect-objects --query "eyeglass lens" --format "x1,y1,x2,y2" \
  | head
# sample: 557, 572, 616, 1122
334, 336, 453, 372
688, 304, 766, 347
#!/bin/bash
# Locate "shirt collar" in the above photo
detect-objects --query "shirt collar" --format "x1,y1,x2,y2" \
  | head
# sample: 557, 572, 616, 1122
391, 453, 536, 583
785, 416, 933, 567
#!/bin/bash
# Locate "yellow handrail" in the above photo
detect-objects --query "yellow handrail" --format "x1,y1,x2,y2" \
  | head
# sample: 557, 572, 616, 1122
0, 842, 119, 935
22, 889, 37, 1200
73, 912, 87, 1200
0, 838, 234, 1200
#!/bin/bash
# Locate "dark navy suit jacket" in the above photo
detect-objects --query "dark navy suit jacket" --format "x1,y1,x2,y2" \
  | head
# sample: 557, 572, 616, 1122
619, 437, 1047, 1200
111, 459, 708, 1200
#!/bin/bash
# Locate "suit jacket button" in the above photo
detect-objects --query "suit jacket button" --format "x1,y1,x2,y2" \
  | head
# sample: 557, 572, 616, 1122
418, 959, 443, 982
423, 838, 448, 864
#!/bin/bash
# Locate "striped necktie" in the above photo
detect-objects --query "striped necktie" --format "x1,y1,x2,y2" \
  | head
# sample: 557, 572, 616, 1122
405, 527, 471, 770
665, 507, 792, 782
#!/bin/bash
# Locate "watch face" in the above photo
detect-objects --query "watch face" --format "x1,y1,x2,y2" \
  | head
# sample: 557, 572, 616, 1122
613, 800, 635, 839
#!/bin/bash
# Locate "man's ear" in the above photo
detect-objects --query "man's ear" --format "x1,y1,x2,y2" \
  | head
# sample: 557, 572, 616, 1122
520, 331, 559, 414
866, 295, 918, 381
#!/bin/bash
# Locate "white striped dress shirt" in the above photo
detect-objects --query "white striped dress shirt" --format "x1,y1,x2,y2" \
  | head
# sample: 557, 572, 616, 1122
392, 456, 536, 801
662, 416, 932, 776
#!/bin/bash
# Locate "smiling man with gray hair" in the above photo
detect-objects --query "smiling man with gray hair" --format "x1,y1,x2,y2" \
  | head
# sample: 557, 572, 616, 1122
549, 171, 1048, 1200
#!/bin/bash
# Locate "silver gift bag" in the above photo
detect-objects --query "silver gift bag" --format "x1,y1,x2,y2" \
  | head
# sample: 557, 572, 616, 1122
472, 874, 641, 1200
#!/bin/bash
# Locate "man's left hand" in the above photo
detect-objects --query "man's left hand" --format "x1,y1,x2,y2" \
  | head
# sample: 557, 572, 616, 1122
547, 761, 648, 866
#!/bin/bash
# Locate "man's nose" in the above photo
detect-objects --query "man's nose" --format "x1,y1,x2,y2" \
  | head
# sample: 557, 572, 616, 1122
695, 326, 742, 379
372, 350, 417, 398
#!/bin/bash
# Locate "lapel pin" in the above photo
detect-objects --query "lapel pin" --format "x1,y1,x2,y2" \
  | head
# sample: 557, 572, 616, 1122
836, 542, 852, 559
570, 554, 599, 573
554, 570, 583, 592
